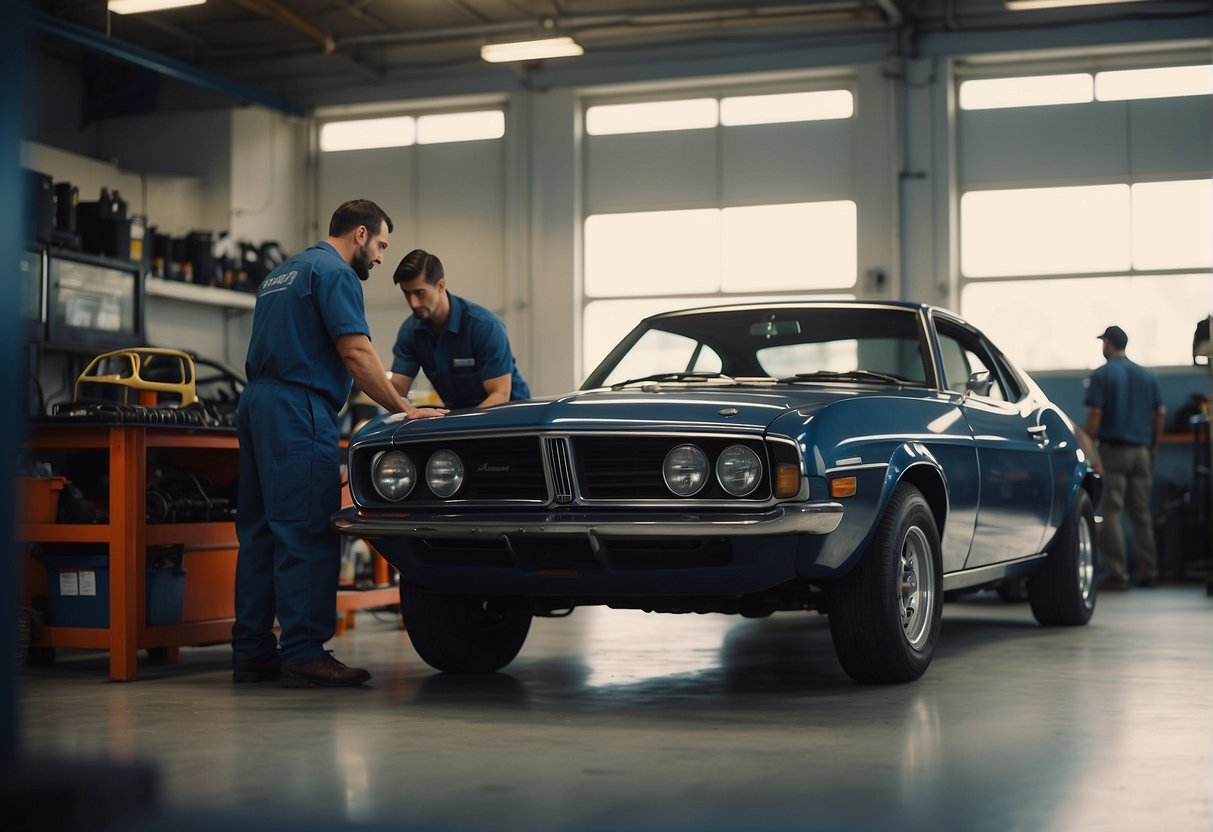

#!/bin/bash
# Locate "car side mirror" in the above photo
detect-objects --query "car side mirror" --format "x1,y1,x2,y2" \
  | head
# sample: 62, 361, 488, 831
965, 370, 993, 397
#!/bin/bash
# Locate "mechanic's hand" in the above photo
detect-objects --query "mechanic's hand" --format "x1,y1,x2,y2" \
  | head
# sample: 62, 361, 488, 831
406, 406, 448, 420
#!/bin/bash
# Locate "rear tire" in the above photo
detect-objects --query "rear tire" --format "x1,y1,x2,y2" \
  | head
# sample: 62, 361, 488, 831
1028, 489, 1096, 626
828, 483, 943, 683
399, 581, 532, 674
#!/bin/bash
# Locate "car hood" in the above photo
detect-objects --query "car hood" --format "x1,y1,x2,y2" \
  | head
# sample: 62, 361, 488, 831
354, 385, 890, 445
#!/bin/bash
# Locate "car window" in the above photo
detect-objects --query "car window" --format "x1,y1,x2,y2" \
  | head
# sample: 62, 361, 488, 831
936, 320, 1014, 401
756, 337, 924, 381
598, 330, 722, 387
758, 340, 857, 378
583, 306, 930, 389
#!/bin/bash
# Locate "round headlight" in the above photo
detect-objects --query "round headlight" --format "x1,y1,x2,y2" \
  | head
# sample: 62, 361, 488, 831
372, 450, 415, 501
426, 449, 464, 498
663, 444, 709, 497
716, 444, 762, 497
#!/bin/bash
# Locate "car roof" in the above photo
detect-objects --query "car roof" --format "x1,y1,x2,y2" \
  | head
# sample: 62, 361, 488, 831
641, 299, 937, 323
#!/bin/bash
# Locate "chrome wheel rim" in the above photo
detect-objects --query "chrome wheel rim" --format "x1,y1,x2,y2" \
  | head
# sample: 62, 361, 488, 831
1077, 513, 1095, 606
899, 526, 935, 650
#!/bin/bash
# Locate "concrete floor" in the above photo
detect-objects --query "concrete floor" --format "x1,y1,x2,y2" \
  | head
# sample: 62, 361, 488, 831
15, 586, 1213, 832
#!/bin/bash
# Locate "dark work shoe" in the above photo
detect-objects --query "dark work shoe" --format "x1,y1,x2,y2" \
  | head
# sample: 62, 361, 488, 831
1097, 576, 1129, 591
233, 655, 282, 683
280, 652, 371, 688
1134, 576, 1158, 588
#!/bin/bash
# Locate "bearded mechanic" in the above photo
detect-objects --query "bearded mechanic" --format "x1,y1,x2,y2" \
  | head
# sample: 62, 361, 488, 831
232, 200, 445, 688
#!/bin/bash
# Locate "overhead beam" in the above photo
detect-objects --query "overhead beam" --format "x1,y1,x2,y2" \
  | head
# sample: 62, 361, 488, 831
230, 0, 336, 54
31, 11, 305, 117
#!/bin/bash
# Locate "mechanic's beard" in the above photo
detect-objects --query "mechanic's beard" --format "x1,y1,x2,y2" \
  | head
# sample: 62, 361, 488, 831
352, 244, 372, 281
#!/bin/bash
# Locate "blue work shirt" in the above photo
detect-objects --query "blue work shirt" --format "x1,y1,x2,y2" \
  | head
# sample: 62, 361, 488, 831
391, 291, 530, 409
244, 241, 370, 412
1084, 355, 1163, 447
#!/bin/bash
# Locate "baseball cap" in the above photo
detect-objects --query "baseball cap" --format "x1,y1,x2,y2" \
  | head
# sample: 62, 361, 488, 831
1096, 325, 1128, 350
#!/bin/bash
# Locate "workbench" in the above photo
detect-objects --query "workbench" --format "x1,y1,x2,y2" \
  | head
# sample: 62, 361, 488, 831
19, 423, 400, 680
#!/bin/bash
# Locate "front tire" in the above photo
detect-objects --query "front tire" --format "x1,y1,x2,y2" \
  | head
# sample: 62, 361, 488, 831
399, 581, 532, 674
829, 483, 943, 683
1028, 489, 1097, 626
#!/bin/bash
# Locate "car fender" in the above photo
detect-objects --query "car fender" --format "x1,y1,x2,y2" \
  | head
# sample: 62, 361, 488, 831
798, 442, 948, 579
1040, 460, 1102, 554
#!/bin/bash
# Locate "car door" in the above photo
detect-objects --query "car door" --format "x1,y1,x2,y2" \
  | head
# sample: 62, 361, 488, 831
935, 317, 1054, 568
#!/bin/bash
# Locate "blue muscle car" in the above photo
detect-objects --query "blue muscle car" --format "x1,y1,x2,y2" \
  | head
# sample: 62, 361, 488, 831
333, 301, 1101, 683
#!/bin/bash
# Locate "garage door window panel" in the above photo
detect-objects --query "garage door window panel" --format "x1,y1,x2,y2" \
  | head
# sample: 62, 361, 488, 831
960, 185, 1131, 278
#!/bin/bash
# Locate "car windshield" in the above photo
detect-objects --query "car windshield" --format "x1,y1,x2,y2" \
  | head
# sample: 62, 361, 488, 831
583, 305, 932, 390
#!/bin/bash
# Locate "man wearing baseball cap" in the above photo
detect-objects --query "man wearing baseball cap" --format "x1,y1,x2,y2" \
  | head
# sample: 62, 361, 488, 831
1083, 325, 1166, 590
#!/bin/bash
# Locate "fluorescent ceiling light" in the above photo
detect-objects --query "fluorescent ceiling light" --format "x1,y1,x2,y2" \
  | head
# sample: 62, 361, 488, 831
1005, 0, 1145, 9
481, 37, 583, 64
108, 0, 206, 14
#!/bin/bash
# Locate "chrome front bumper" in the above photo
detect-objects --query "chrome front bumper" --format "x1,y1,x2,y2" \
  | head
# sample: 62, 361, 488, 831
332, 501, 844, 539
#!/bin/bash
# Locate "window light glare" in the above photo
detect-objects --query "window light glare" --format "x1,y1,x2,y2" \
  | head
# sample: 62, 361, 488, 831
1095, 65, 1213, 101
584, 209, 720, 297
1131, 180, 1213, 270
319, 116, 416, 152
962, 273, 1211, 370
416, 110, 505, 144
958, 74, 1093, 110
586, 99, 719, 136
720, 90, 854, 126
108, 0, 205, 12
960, 185, 1131, 277
480, 37, 582, 63
720, 202, 857, 292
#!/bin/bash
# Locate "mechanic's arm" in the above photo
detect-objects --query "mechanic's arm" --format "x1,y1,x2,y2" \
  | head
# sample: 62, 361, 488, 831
478, 373, 512, 408
1084, 407, 1101, 442
1083, 408, 1103, 474
336, 334, 445, 419
388, 371, 415, 401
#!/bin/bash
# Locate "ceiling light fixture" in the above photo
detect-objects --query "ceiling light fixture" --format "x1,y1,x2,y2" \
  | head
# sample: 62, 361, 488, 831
480, 36, 583, 64
108, 0, 206, 14
1004, 0, 1145, 9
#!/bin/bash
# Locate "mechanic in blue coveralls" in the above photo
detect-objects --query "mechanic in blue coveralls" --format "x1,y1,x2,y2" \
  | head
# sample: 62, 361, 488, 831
387, 249, 530, 409
233, 200, 445, 688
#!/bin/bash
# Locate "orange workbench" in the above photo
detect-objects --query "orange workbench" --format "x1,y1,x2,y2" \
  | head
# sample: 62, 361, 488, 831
19, 424, 399, 680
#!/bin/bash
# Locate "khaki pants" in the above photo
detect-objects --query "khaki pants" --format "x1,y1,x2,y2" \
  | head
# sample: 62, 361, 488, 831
1098, 443, 1157, 582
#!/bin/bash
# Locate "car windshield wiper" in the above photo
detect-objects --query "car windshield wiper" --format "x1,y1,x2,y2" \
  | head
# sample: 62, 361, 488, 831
778, 369, 910, 386
610, 371, 735, 391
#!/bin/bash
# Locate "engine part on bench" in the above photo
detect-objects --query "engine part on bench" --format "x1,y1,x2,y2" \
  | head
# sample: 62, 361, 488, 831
146, 473, 233, 524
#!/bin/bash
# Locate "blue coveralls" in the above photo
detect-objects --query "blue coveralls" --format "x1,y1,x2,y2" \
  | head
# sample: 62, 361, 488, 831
390, 291, 530, 409
233, 242, 370, 666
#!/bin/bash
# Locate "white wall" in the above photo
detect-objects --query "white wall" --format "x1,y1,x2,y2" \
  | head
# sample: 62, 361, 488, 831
229, 108, 307, 253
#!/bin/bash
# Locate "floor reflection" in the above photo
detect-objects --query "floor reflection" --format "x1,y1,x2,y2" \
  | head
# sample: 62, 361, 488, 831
17, 588, 1213, 832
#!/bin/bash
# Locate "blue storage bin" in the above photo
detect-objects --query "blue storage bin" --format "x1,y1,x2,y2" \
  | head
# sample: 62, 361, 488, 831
43, 554, 186, 628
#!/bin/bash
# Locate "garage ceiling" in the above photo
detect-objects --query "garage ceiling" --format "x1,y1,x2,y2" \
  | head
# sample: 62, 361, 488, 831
29, 0, 1211, 112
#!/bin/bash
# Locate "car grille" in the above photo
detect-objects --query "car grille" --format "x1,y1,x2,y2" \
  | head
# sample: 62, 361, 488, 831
358, 433, 773, 506
368, 436, 547, 502
572, 436, 772, 501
